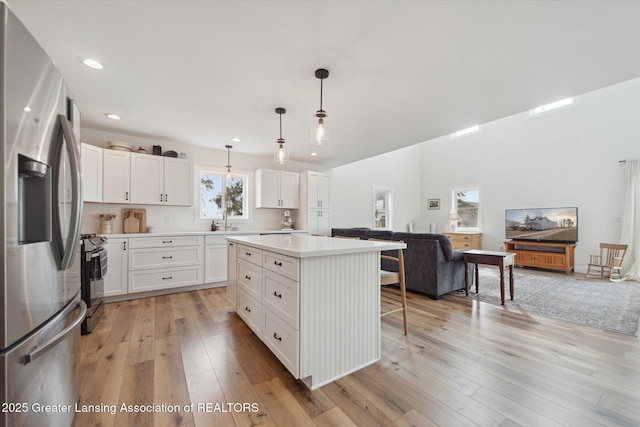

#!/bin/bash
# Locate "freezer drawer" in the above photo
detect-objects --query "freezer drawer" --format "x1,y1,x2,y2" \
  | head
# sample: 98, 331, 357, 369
1, 296, 86, 427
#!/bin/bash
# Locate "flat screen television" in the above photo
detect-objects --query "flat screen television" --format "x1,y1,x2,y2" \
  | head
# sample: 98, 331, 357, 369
505, 207, 578, 243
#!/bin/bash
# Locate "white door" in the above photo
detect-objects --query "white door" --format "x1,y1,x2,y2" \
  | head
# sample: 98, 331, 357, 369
205, 243, 228, 285
164, 158, 192, 206
256, 169, 281, 208
130, 153, 164, 205
227, 241, 237, 309
308, 173, 320, 208
81, 143, 103, 203
280, 171, 299, 209
317, 174, 331, 208
102, 150, 131, 203
104, 238, 128, 297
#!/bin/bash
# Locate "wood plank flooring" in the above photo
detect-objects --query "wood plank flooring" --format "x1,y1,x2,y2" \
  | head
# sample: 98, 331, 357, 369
74, 286, 640, 427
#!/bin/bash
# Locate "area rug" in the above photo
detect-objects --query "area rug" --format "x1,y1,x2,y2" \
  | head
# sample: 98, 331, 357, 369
451, 267, 640, 336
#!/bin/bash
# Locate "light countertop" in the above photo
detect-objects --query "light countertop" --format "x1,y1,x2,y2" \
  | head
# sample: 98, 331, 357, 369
227, 234, 406, 258
99, 229, 307, 239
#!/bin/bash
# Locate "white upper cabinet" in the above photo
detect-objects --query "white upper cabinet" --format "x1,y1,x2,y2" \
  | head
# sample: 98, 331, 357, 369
163, 157, 192, 206
130, 153, 164, 205
255, 168, 299, 209
305, 172, 330, 209
81, 143, 103, 203
102, 149, 131, 204
102, 150, 191, 206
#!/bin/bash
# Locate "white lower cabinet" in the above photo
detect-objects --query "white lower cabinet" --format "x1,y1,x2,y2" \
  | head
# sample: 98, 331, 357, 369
227, 241, 237, 309
237, 289, 262, 336
232, 245, 300, 378
128, 235, 204, 293
205, 236, 227, 285
104, 238, 128, 297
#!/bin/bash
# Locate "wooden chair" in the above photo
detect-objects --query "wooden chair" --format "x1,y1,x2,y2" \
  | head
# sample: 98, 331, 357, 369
369, 239, 408, 335
586, 243, 628, 282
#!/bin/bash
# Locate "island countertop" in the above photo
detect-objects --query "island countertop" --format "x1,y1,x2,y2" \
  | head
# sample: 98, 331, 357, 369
226, 233, 406, 258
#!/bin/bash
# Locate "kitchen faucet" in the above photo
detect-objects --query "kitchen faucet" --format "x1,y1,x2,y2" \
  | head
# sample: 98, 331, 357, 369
222, 209, 231, 231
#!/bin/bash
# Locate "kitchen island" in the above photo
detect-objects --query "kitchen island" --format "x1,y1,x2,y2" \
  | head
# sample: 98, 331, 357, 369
226, 234, 406, 390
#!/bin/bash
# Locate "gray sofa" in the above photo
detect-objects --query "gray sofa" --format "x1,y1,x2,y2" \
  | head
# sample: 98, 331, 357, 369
331, 228, 466, 299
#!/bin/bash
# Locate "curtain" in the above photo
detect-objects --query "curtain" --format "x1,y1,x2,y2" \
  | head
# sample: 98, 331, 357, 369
621, 160, 640, 281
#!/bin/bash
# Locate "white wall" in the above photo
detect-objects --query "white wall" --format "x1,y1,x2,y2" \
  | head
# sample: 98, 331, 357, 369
330, 144, 423, 231
419, 78, 640, 272
80, 128, 328, 234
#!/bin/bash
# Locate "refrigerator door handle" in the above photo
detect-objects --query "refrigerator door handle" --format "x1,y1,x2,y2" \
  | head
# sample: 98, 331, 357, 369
22, 300, 87, 365
53, 114, 84, 270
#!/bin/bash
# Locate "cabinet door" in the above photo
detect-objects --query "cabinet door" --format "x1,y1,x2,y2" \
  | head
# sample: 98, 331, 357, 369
256, 169, 281, 208
104, 238, 128, 297
130, 153, 164, 205
306, 172, 330, 208
227, 241, 237, 309
280, 171, 299, 209
81, 144, 103, 203
164, 158, 192, 206
102, 150, 131, 203
316, 210, 331, 236
205, 243, 228, 285
317, 174, 330, 208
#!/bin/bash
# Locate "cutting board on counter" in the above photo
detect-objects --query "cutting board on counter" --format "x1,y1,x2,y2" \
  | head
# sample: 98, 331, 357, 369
122, 208, 147, 233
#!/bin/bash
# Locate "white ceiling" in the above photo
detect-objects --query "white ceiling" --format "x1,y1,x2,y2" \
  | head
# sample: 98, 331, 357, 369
7, 0, 640, 167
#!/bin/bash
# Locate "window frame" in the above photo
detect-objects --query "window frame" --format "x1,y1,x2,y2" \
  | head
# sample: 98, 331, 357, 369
196, 166, 250, 222
372, 185, 393, 230
450, 184, 482, 232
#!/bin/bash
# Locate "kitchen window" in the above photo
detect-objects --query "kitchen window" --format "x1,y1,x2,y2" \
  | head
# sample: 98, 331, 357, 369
199, 169, 249, 220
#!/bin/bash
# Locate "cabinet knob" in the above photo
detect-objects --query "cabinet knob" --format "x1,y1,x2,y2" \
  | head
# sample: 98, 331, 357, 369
274, 261, 283, 267
245, 306, 251, 312
273, 332, 282, 341
273, 291, 282, 298
162, 276, 173, 280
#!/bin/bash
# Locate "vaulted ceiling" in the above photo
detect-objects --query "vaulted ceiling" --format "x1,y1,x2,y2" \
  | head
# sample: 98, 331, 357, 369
8, 0, 640, 167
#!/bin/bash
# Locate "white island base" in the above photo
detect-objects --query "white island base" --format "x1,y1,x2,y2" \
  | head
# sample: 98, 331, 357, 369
227, 234, 405, 390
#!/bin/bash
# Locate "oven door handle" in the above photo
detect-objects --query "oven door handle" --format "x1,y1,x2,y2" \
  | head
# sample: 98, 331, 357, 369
90, 248, 106, 258
22, 300, 87, 365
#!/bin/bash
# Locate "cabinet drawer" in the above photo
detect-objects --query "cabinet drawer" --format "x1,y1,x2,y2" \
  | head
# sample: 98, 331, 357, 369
263, 251, 299, 281
205, 235, 228, 245
129, 246, 202, 270
129, 235, 203, 248
263, 270, 299, 329
238, 244, 263, 264
129, 265, 203, 293
237, 259, 263, 301
263, 308, 299, 377
237, 289, 263, 336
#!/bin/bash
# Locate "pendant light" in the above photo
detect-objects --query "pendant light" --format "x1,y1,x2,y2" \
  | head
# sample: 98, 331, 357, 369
312, 68, 330, 145
225, 144, 233, 178
274, 107, 289, 164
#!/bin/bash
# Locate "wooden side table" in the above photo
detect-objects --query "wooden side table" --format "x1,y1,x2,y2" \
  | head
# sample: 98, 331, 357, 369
463, 250, 516, 305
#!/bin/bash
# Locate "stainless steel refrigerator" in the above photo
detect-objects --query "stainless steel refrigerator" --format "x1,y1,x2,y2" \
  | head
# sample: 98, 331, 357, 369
1, 4, 85, 427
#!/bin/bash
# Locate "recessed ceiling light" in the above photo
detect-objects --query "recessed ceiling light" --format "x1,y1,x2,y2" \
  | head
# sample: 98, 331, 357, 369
310, 152, 318, 156
24, 106, 31, 112
231, 137, 241, 142
81, 57, 103, 70
105, 113, 121, 120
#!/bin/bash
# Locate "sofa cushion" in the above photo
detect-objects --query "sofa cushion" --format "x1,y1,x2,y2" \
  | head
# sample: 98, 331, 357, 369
392, 232, 454, 261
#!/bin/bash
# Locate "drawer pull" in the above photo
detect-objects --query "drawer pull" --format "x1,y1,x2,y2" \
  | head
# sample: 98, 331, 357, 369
245, 306, 251, 312
245, 275, 251, 280
274, 261, 283, 267
162, 276, 173, 280
273, 332, 282, 341
245, 252, 252, 256
162, 240, 173, 244
273, 291, 282, 298
162, 256, 173, 259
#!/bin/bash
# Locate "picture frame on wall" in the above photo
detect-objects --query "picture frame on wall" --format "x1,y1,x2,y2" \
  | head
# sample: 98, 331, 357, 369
427, 198, 440, 210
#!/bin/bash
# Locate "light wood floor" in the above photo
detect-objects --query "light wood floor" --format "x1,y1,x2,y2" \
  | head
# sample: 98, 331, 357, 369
75, 286, 640, 427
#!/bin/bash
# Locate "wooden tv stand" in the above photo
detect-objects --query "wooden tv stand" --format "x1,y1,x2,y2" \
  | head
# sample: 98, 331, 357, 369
504, 240, 576, 275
